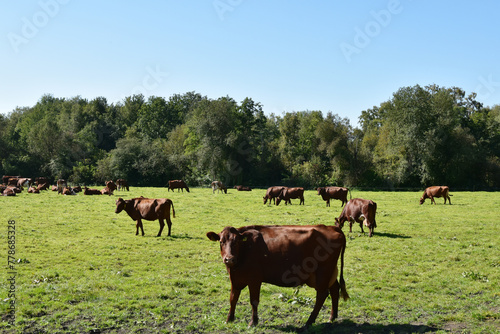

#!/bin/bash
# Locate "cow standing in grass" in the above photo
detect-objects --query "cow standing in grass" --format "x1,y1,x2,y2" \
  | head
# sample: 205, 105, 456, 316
115, 197, 176, 237
420, 186, 452, 205
335, 198, 377, 237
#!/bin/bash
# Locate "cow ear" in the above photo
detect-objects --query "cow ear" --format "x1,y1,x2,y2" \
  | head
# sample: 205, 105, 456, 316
206, 232, 220, 241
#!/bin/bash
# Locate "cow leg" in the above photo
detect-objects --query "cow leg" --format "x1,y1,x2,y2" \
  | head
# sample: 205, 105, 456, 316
430, 196, 436, 204
306, 288, 329, 326
227, 286, 242, 323
136, 219, 145, 236
300, 196, 304, 205
165, 216, 172, 237
326, 199, 330, 207
329, 280, 340, 321
157, 219, 165, 237
248, 282, 262, 326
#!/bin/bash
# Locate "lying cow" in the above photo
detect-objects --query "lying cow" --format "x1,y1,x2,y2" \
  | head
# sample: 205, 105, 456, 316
28, 186, 40, 193
84, 186, 102, 195
211, 181, 227, 194
37, 183, 50, 191
263, 186, 285, 205
3, 187, 16, 196
115, 197, 175, 237
57, 179, 67, 194
233, 185, 252, 191
335, 198, 377, 237
207, 224, 349, 327
420, 186, 452, 205
116, 179, 130, 191
17, 178, 32, 189
168, 180, 190, 192
317, 187, 349, 207
62, 187, 76, 195
276, 187, 304, 206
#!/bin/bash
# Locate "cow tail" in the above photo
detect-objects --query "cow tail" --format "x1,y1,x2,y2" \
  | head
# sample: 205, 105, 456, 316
339, 239, 349, 301
170, 199, 176, 218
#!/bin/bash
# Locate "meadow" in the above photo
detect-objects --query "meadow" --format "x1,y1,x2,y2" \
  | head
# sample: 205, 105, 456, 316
0, 187, 499, 333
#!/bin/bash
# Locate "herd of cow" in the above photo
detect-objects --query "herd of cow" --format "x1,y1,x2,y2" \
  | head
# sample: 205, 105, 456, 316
2, 174, 453, 327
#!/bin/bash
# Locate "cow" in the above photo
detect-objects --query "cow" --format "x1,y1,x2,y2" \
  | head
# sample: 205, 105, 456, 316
51, 185, 58, 191
101, 187, 113, 195
28, 186, 40, 193
233, 185, 252, 191
116, 179, 129, 191
211, 181, 227, 194
17, 178, 32, 189
84, 186, 102, 195
317, 187, 349, 207
2, 175, 19, 185
35, 177, 49, 186
420, 186, 452, 205
106, 180, 117, 192
57, 179, 67, 194
62, 187, 76, 195
168, 180, 190, 192
115, 197, 176, 237
335, 198, 377, 237
2, 187, 16, 196
73, 186, 82, 193
263, 186, 286, 205
7, 178, 19, 187
37, 182, 50, 191
206, 224, 349, 327
276, 187, 305, 206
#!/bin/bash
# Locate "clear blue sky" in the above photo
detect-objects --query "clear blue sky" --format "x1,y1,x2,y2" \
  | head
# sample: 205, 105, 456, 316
2, 1, 499, 126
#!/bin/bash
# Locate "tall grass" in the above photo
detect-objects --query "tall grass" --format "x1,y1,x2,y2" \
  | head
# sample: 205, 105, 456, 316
1, 188, 499, 333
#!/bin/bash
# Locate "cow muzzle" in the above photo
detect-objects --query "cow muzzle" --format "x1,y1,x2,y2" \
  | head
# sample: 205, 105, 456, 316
223, 256, 236, 267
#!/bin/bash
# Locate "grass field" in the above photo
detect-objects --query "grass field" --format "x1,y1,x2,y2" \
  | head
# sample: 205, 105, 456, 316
1, 187, 499, 333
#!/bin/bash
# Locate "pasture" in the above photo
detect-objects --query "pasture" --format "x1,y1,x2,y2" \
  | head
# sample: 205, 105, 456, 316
1, 187, 499, 333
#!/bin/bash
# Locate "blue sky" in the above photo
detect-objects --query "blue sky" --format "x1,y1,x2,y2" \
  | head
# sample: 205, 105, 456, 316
2, 1, 499, 126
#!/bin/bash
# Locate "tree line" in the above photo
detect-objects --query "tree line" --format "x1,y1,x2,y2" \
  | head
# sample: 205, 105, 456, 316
1, 84, 499, 189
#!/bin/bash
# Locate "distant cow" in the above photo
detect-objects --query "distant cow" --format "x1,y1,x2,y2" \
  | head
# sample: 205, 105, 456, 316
115, 197, 176, 237
57, 179, 67, 194
35, 177, 49, 186
263, 186, 286, 205
2, 175, 19, 185
37, 183, 50, 191
116, 179, 129, 191
168, 180, 190, 192
28, 186, 40, 194
317, 187, 349, 207
211, 181, 227, 194
106, 180, 117, 192
51, 185, 58, 191
276, 187, 304, 206
233, 185, 252, 191
84, 186, 102, 195
73, 186, 82, 193
420, 186, 452, 205
335, 198, 377, 237
3, 187, 16, 196
62, 187, 76, 195
7, 178, 19, 187
17, 178, 32, 189
207, 224, 349, 326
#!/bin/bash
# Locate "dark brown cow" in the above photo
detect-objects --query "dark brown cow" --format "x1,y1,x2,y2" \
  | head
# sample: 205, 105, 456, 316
211, 181, 227, 194
168, 180, 190, 192
335, 198, 377, 237
317, 187, 349, 207
116, 179, 129, 191
233, 185, 252, 191
35, 177, 49, 186
276, 187, 304, 206
106, 180, 117, 192
2, 175, 18, 185
420, 186, 451, 205
7, 178, 19, 187
263, 186, 286, 205
73, 186, 82, 193
207, 224, 349, 327
115, 197, 176, 237
84, 186, 102, 195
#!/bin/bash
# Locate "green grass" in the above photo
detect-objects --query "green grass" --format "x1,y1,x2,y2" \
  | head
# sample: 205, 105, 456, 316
1, 187, 499, 333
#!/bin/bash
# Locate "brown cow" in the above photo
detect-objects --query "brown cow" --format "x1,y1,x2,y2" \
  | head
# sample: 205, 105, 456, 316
116, 179, 129, 191
335, 198, 377, 237
233, 185, 252, 191
207, 224, 349, 326
57, 179, 67, 194
317, 187, 349, 207
17, 178, 32, 189
35, 177, 49, 186
37, 182, 50, 191
263, 186, 286, 205
7, 178, 19, 187
276, 187, 304, 206
28, 186, 40, 193
420, 186, 452, 205
51, 185, 58, 191
115, 197, 176, 237
106, 180, 117, 192
84, 186, 102, 195
211, 181, 227, 194
73, 186, 82, 193
62, 187, 76, 195
3, 187, 16, 196
2, 175, 19, 185
168, 180, 190, 192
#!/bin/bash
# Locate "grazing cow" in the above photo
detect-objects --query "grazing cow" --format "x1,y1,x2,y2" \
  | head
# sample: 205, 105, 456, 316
335, 198, 377, 237
115, 197, 176, 237
317, 187, 349, 207
28, 186, 40, 193
276, 187, 305, 206
116, 179, 129, 191
233, 185, 252, 191
211, 181, 227, 194
168, 180, 190, 192
84, 186, 102, 195
263, 186, 286, 205
3, 187, 16, 196
207, 224, 349, 327
420, 186, 452, 205
57, 179, 67, 194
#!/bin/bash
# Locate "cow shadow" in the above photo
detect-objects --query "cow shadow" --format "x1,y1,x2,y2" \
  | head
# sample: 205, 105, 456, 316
272, 320, 440, 333
374, 231, 411, 239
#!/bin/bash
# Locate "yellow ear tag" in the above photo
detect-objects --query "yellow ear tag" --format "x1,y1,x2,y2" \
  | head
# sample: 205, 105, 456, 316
242, 236, 248, 242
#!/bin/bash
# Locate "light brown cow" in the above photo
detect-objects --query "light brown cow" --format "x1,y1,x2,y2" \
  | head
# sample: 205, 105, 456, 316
335, 198, 377, 237
28, 186, 40, 193
420, 186, 452, 205
115, 197, 176, 237
207, 224, 349, 326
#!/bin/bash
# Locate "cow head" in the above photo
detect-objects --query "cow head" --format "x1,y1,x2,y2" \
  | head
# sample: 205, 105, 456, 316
115, 198, 126, 213
316, 187, 325, 195
334, 217, 344, 229
207, 227, 249, 268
